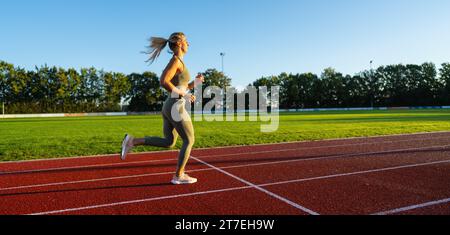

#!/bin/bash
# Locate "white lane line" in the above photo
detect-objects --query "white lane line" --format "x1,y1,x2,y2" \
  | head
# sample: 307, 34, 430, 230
4, 130, 449, 164
2, 136, 449, 175
257, 159, 450, 187
27, 159, 450, 215
0, 170, 198, 192
194, 137, 450, 159
28, 185, 252, 215
372, 198, 450, 215
192, 156, 319, 215
2, 144, 449, 192
0, 158, 178, 175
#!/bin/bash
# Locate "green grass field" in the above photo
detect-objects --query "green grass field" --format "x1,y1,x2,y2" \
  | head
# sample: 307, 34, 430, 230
1, 109, 450, 162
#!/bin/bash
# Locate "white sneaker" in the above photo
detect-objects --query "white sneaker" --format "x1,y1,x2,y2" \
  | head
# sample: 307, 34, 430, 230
171, 174, 198, 185
120, 134, 134, 160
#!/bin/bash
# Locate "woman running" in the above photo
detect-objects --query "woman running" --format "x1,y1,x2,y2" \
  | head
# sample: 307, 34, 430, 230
121, 32, 204, 185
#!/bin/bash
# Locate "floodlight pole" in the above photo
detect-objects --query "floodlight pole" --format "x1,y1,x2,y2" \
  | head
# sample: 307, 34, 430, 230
220, 52, 226, 113
220, 52, 225, 74
370, 60, 374, 108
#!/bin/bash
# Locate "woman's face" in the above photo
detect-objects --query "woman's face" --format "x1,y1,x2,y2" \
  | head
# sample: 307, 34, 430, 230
178, 36, 189, 54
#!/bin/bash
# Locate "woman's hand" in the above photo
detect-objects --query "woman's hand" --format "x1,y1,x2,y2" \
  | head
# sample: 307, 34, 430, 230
195, 73, 205, 85
170, 88, 187, 99
178, 89, 187, 98
188, 94, 196, 103
182, 93, 196, 103
188, 73, 205, 90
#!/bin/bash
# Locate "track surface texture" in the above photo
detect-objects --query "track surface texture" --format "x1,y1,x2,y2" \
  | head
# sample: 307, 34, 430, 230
1, 131, 449, 215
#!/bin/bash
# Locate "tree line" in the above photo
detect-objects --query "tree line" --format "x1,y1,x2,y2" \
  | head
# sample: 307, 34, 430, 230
253, 62, 450, 108
1, 60, 449, 114
0, 60, 231, 114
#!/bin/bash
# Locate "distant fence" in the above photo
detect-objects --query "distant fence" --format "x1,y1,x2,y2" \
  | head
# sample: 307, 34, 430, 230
1, 106, 450, 119
280, 106, 450, 112
1, 112, 160, 119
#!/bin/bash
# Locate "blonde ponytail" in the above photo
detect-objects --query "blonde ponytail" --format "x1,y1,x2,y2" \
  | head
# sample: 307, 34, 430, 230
144, 32, 186, 64
145, 37, 169, 64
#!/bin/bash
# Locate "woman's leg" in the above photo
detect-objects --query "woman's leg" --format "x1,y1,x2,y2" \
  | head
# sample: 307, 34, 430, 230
171, 110, 195, 178
132, 114, 179, 148
121, 99, 182, 160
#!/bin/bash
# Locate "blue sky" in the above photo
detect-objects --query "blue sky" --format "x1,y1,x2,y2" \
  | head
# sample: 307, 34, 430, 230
1, 0, 450, 87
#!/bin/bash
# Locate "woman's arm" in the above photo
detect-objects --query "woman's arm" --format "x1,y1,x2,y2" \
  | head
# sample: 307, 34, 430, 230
188, 73, 205, 90
188, 81, 195, 90
160, 57, 186, 97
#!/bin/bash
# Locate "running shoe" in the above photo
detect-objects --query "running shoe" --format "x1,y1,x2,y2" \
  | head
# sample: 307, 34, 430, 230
171, 174, 198, 185
120, 134, 134, 160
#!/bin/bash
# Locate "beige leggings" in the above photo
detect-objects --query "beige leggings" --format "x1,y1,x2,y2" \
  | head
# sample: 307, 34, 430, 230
144, 98, 195, 176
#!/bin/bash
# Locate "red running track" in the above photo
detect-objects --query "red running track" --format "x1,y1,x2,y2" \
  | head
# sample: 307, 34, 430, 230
0, 131, 449, 215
